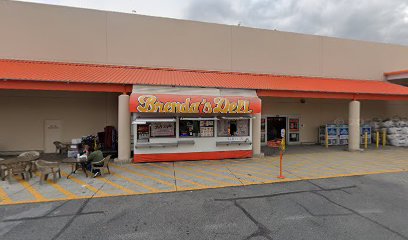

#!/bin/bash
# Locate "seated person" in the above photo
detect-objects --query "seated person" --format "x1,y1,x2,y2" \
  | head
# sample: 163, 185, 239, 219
84, 145, 104, 178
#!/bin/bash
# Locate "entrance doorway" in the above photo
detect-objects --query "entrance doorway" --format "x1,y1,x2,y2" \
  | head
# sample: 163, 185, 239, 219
44, 119, 62, 153
267, 117, 286, 141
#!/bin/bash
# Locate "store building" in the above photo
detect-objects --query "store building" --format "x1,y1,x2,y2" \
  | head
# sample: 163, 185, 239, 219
0, 1, 407, 162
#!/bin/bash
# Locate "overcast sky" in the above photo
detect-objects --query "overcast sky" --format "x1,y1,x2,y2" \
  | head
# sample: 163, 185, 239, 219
17, 0, 408, 46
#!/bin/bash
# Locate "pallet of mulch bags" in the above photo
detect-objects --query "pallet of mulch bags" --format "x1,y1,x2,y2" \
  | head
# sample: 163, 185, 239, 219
368, 117, 408, 147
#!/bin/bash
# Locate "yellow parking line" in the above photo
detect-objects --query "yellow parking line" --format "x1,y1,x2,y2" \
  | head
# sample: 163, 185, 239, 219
228, 165, 276, 179
156, 164, 236, 186
174, 162, 249, 184
132, 164, 209, 188
0, 185, 12, 203
34, 172, 77, 198
228, 160, 275, 172
60, 171, 108, 196
110, 163, 175, 189
242, 163, 289, 177
16, 177, 47, 201
97, 177, 137, 195
179, 161, 267, 183
244, 160, 292, 173
224, 169, 271, 182
199, 165, 271, 182
111, 172, 160, 193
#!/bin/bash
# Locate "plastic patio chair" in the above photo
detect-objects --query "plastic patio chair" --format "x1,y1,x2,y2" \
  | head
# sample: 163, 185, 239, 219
53, 141, 69, 155
3, 161, 32, 183
1, 151, 39, 182
35, 160, 61, 184
90, 155, 111, 177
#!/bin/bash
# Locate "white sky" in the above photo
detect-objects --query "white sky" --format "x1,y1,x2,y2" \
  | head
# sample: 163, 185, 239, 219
16, 0, 408, 46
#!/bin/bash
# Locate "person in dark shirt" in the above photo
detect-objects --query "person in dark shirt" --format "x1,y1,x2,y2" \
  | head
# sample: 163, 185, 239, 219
84, 145, 104, 178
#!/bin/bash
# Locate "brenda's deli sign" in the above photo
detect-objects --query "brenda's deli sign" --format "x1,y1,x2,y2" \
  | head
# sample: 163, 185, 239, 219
130, 94, 261, 114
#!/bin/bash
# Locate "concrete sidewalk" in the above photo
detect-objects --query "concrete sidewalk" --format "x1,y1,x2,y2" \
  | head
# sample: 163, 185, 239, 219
0, 146, 407, 205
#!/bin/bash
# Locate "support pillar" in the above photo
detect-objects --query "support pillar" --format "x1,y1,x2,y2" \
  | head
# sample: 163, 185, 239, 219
252, 113, 262, 157
348, 100, 360, 151
117, 94, 131, 163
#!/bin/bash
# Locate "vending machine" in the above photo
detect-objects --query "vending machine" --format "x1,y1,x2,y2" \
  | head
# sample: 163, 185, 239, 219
319, 124, 339, 145
338, 124, 349, 145
360, 125, 372, 144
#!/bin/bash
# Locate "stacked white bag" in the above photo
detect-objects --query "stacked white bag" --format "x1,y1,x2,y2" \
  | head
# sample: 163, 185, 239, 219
379, 117, 408, 147
368, 117, 408, 147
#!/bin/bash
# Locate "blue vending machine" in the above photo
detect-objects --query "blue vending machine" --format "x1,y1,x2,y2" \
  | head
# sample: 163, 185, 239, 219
338, 124, 349, 145
360, 125, 372, 144
319, 124, 339, 145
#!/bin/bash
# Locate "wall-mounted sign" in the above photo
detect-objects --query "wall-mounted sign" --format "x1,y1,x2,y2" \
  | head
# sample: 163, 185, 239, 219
130, 94, 261, 114
150, 122, 175, 137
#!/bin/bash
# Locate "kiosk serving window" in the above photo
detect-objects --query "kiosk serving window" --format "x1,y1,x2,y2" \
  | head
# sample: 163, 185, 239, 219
179, 119, 214, 137
217, 118, 250, 137
134, 119, 176, 142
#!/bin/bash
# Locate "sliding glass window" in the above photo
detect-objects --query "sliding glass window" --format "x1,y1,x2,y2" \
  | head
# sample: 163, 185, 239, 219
179, 120, 214, 137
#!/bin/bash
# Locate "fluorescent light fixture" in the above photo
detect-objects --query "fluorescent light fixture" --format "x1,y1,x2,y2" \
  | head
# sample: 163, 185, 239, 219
180, 117, 219, 121
132, 118, 176, 124
220, 116, 254, 120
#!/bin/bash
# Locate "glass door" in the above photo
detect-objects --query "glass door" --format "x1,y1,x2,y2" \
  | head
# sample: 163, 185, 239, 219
267, 117, 287, 141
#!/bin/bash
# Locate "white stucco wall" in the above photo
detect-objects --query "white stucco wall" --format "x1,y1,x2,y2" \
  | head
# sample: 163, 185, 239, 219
1, 1, 408, 80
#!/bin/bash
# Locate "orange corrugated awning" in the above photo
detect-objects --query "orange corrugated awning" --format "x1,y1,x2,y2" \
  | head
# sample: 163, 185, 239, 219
0, 59, 408, 100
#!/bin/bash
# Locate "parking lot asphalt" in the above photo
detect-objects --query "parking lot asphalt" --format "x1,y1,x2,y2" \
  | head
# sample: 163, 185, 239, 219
1, 171, 407, 240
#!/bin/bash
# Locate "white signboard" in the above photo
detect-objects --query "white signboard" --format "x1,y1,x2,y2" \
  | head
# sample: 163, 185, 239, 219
150, 122, 175, 137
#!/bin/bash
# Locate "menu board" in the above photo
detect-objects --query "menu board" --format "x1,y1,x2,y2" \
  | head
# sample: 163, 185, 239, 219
198, 120, 212, 137
200, 127, 214, 137
137, 124, 150, 142
217, 120, 229, 137
150, 122, 175, 137
236, 119, 249, 136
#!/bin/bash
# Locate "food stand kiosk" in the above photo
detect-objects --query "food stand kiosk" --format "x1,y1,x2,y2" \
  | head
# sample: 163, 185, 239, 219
130, 86, 261, 163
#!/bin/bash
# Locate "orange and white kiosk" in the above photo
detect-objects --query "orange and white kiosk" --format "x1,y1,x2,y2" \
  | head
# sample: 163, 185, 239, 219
130, 86, 261, 163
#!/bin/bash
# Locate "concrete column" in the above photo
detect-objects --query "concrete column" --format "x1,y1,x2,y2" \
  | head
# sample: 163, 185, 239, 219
117, 94, 131, 162
348, 100, 360, 151
252, 113, 262, 157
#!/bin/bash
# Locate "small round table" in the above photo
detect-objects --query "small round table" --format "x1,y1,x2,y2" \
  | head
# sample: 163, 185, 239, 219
62, 157, 88, 178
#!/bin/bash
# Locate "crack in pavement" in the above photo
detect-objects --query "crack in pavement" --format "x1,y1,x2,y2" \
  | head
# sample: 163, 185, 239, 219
312, 191, 408, 240
296, 202, 353, 217
172, 162, 178, 191
50, 175, 110, 240
234, 200, 274, 240
307, 180, 407, 240
3, 211, 105, 222
226, 167, 245, 186
215, 184, 358, 240
214, 185, 356, 201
